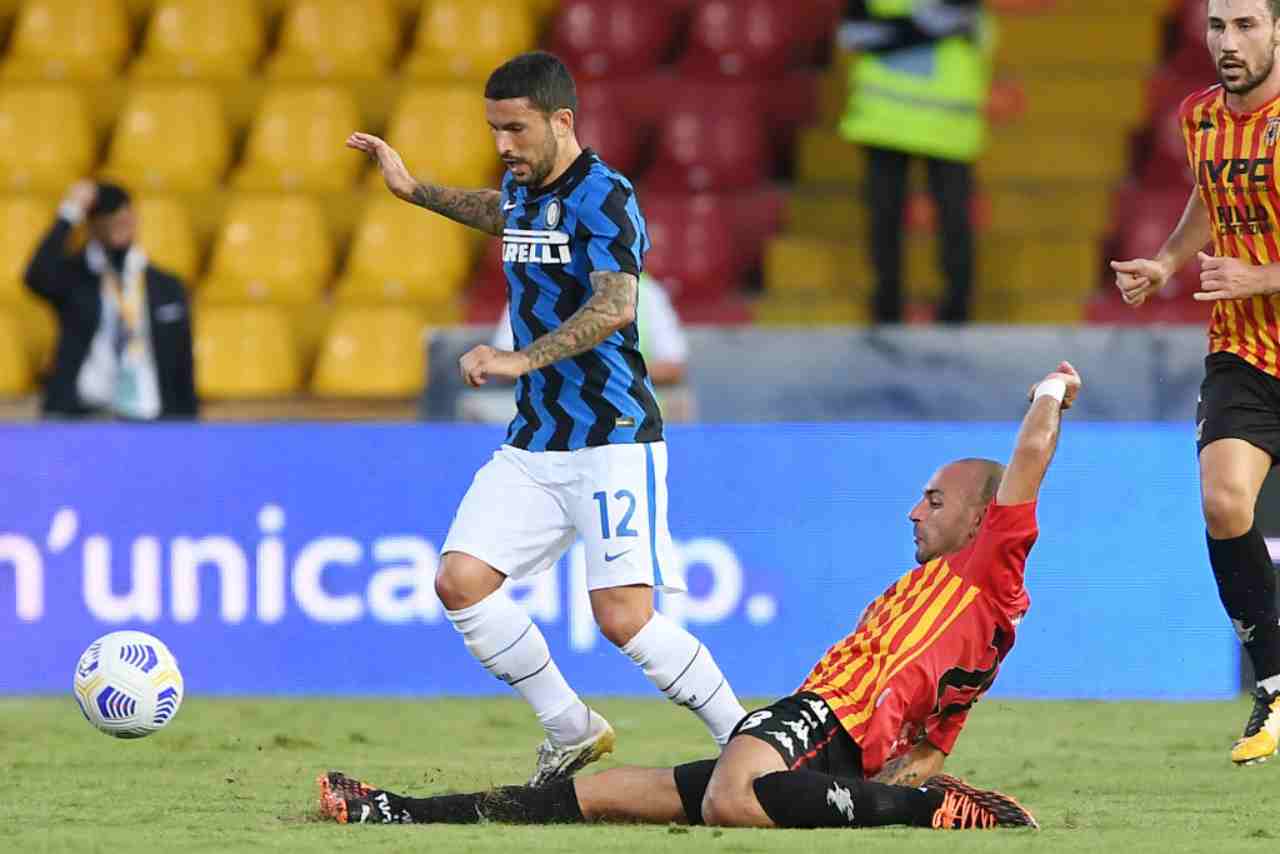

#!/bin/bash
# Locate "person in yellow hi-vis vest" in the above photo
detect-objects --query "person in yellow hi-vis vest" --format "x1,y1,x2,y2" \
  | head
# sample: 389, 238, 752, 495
838, 0, 991, 323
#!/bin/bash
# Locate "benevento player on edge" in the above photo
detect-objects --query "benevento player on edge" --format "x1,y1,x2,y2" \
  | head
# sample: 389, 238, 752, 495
319, 362, 1082, 832
1112, 0, 1280, 765
346, 51, 746, 786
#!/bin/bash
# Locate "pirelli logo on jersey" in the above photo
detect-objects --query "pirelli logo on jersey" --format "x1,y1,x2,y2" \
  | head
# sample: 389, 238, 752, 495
503, 229, 572, 265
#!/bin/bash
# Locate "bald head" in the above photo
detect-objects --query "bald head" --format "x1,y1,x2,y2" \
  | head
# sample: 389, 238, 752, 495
908, 459, 1006, 563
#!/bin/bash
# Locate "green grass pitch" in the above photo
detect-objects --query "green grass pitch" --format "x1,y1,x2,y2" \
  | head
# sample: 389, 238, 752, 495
4, 695, 1278, 853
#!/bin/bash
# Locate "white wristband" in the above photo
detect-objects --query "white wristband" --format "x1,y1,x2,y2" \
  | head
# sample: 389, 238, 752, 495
1034, 377, 1066, 404
58, 201, 85, 224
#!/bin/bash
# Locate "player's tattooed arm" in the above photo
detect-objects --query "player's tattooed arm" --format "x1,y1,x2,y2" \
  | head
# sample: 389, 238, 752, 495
520, 271, 638, 372
871, 742, 946, 787
344, 132, 504, 236
409, 184, 504, 236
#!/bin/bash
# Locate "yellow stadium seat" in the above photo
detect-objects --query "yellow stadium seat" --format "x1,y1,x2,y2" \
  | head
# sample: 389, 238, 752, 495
795, 128, 865, 186
335, 198, 474, 305
312, 306, 427, 398
194, 305, 301, 398
267, 0, 397, 81
0, 309, 32, 396
103, 87, 231, 192
135, 197, 199, 281
0, 197, 56, 304
133, 0, 263, 81
233, 87, 362, 191
3, 0, 130, 81
202, 195, 333, 304
376, 87, 497, 189
403, 0, 536, 81
13, 295, 57, 372
0, 88, 93, 192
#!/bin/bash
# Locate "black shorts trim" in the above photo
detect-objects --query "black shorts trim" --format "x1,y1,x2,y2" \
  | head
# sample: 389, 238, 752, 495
1197, 352, 1280, 461
730, 692, 863, 777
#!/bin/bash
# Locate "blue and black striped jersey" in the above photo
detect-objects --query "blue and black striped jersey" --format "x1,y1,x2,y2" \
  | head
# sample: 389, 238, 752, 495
500, 148, 663, 451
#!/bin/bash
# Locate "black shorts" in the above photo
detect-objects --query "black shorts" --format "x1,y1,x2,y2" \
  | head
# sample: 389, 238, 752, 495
1197, 352, 1280, 460
730, 692, 863, 775
672, 693, 862, 825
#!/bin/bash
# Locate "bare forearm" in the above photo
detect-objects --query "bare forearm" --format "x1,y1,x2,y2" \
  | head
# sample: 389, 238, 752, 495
521, 272, 637, 372
1156, 189, 1211, 273
997, 397, 1061, 505
872, 744, 945, 787
408, 183, 503, 236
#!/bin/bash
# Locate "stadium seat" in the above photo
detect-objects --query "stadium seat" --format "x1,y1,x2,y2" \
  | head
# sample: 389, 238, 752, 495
547, 0, 677, 80
267, 0, 398, 81
794, 127, 865, 186
201, 196, 333, 304
1112, 185, 1200, 299
572, 94, 642, 177
641, 194, 738, 302
233, 87, 362, 191
103, 87, 231, 192
194, 305, 301, 399
681, 0, 798, 79
335, 198, 473, 308
0, 197, 55, 305
646, 94, 769, 192
0, 88, 94, 192
132, 0, 263, 81
403, 0, 537, 81
0, 309, 32, 396
378, 87, 497, 189
2, 0, 130, 81
311, 306, 428, 398
135, 197, 199, 281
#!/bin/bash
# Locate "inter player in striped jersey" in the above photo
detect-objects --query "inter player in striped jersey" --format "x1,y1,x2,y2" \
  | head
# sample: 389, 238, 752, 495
345, 52, 745, 786
1112, 0, 1280, 766
319, 362, 1080, 831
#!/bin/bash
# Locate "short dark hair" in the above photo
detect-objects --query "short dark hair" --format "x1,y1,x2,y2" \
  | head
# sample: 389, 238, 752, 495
88, 181, 131, 218
484, 51, 577, 116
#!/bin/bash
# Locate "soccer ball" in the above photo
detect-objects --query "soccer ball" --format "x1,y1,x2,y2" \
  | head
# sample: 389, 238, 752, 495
72, 631, 184, 739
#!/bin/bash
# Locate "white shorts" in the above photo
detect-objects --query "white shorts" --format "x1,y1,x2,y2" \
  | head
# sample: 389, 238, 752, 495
443, 441, 684, 592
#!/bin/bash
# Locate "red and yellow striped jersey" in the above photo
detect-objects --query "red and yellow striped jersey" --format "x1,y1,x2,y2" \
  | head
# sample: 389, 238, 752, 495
1180, 85, 1280, 377
798, 501, 1036, 778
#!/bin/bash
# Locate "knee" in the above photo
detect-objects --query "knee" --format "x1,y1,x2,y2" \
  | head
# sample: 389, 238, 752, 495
1203, 482, 1256, 538
434, 554, 496, 611
699, 789, 758, 829
594, 601, 653, 648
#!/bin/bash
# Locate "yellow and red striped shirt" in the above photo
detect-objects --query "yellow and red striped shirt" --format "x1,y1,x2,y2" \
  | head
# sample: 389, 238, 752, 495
1181, 85, 1280, 377
798, 501, 1036, 777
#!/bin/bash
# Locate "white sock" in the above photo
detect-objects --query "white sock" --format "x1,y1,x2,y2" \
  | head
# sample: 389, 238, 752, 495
1259, 674, 1280, 695
446, 591, 590, 746
621, 612, 747, 746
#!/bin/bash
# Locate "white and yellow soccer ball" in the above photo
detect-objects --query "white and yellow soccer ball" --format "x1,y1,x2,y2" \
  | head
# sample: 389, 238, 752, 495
72, 631, 184, 739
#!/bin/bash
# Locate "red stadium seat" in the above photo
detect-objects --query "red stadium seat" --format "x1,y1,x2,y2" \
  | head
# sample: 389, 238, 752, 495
574, 96, 643, 177
640, 193, 738, 302
793, 0, 842, 64
1111, 184, 1200, 299
1170, 0, 1216, 77
548, 0, 678, 80
680, 0, 799, 79
645, 90, 770, 191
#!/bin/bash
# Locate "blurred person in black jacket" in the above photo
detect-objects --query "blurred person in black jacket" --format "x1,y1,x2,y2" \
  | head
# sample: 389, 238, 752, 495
25, 181, 197, 419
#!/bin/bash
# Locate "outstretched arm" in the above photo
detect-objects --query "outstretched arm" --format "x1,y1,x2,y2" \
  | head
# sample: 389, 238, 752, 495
996, 361, 1081, 506
458, 271, 638, 387
346, 132, 504, 236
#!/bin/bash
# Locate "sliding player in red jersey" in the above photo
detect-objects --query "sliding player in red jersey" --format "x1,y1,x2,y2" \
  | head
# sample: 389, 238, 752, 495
318, 361, 1080, 832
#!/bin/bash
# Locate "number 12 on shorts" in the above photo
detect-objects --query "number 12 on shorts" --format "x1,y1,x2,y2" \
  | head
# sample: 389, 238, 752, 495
593, 490, 639, 539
